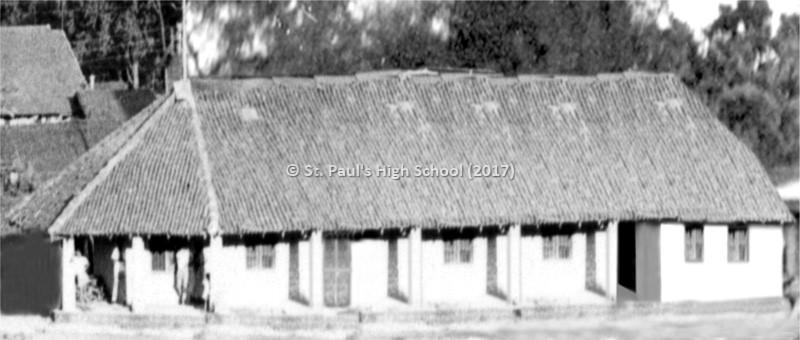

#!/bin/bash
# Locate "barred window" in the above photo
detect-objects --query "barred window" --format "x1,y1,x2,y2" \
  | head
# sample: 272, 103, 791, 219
444, 239, 473, 264
728, 226, 748, 262
152, 250, 174, 272
685, 225, 704, 262
246, 244, 276, 269
543, 234, 571, 260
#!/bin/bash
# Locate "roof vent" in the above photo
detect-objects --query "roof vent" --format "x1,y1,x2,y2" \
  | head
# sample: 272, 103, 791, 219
472, 101, 500, 121
549, 102, 578, 120
665, 98, 683, 110
654, 98, 684, 117
387, 101, 414, 120
239, 106, 260, 122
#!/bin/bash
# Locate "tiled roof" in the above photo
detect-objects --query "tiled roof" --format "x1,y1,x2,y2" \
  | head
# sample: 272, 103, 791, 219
0, 26, 86, 116
0, 90, 157, 200
8, 71, 795, 236
0, 122, 88, 183
75, 89, 157, 146
4, 96, 168, 234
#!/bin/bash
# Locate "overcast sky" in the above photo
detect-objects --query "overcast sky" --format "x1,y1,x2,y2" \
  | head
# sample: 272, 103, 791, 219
668, 0, 799, 40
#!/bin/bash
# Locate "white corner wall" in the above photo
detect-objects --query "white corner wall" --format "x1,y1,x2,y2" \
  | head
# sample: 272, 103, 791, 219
660, 223, 783, 302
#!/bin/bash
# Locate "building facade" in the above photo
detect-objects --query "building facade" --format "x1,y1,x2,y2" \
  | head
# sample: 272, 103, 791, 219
6, 71, 794, 313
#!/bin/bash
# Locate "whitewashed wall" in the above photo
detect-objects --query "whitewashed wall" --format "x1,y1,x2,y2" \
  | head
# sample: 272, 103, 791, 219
136, 248, 181, 307
521, 233, 585, 303
520, 231, 609, 304
421, 237, 489, 305
214, 242, 290, 308
350, 238, 389, 308
660, 223, 783, 302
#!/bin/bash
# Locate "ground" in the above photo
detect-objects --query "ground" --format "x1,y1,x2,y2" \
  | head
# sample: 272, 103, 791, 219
1, 311, 798, 340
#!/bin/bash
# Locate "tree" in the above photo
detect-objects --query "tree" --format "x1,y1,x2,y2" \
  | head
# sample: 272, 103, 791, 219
1, 0, 182, 91
696, 2, 798, 176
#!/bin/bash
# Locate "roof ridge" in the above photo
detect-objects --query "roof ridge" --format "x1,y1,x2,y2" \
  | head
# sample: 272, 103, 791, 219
184, 81, 221, 236
191, 72, 675, 93
47, 94, 176, 236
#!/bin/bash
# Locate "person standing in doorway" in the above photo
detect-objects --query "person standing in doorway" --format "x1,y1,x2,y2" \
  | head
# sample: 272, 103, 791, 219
110, 245, 124, 304
175, 247, 191, 305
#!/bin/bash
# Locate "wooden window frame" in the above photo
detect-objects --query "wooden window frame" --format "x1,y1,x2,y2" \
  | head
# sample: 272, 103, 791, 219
151, 250, 174, 272
444, 238, 473, 264
246, 244, 276, 270
685, 224, 704, 262
728, 225, 749, 263
543, 234, 572, 260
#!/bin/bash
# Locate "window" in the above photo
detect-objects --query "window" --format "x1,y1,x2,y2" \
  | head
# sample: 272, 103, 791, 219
246, 244, 276, 269
444, 239, 473, 264
152, 250, 174, 272
543, 234, 572, 260
728, 226, 748, 262
685, 224, 704, 262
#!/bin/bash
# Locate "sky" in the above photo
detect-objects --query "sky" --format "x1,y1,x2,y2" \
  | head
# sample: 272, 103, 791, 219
668, 0, 800, 40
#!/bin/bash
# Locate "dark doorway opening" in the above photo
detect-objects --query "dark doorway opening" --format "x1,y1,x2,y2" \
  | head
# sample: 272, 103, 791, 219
618, 221, 636, 300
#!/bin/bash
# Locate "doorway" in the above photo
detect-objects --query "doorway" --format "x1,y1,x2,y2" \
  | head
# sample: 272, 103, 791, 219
617, 221, 636, 301
323, 238, 351, 307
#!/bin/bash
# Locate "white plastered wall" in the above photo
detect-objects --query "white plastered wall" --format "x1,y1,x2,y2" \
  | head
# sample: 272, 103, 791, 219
659, 223, 783, 302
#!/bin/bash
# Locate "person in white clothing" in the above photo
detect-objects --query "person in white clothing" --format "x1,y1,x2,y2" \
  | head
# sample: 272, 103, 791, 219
174, 247, 191, 305
110, 246, 124, 303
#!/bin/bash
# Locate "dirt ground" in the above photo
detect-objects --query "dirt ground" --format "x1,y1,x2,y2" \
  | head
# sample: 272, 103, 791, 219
1, 311, 798, 340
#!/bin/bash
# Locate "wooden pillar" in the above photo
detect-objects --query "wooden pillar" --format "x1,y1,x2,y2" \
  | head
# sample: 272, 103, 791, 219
309, 230, 324, 308
60, 237, 76, 312
127, 236, 145, 312
408, 227, 423, 307
606, 221, 618, 301
507, 224, 522, 304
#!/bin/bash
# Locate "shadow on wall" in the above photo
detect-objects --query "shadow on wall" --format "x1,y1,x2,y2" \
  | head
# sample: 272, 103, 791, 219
1, 231, 61, 315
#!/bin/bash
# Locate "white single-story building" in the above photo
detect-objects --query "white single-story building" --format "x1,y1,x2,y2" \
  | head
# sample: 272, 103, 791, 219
6, 71, 794, 313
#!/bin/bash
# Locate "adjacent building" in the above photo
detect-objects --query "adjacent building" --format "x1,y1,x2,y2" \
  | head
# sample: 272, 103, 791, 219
6, 71, 794, 314
0, 25, 156, 314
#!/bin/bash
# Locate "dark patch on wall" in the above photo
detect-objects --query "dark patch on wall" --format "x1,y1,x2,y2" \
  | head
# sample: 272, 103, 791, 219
635, 221, 661, 301
288, 241, 306, 305
486, 235, 499, 296
387, 237, 406, 302
1, 231, 61, 315
585, 229, 605, 296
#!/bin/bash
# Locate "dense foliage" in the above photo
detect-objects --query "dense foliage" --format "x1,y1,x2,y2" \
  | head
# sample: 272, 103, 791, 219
1, 0, 797, 181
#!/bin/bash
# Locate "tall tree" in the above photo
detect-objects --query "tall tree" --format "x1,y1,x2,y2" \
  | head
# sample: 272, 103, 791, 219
697, 2, 799, 177
1, 0, 181, 91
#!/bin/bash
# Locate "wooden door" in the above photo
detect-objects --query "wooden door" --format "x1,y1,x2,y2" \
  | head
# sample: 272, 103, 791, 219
323, 238, 351, 307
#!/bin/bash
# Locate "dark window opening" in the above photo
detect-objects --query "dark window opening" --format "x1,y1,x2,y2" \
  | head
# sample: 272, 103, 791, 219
543, 234, 572, 260
728, 225, 748, 262
685, 224, 704, 262
444, 239, 473, 264
246, 244, 276, 269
